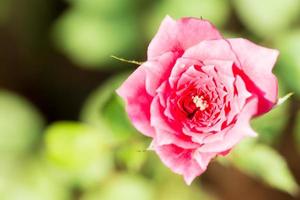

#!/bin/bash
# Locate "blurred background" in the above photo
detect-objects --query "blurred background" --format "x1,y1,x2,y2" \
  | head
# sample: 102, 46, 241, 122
1, 0, 300, 199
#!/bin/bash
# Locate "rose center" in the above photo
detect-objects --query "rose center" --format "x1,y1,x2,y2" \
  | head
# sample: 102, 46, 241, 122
192, 95, 208, 111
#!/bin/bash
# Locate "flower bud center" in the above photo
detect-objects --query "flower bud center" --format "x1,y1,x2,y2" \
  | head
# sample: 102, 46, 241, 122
192, 95, 208, 111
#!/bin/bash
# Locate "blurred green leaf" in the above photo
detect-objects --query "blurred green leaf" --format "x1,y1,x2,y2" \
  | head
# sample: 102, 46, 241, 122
67, 0, 137, 18
52, 10, 139, 68
0, 0, 10, 25
145, 0, 230, 38
275, 30, 300, 96
0, 90, 44, 156
251, 79, 289, 144
157, 176, 218, 200
0, 157, 21, 199
115, 141, 148, 172
233, 0, 300, 38
227, 139, 299, 195
44, 121, 113, 188
101, 93, 137, 140
81, 73, 139, 145
293, 111, 300, 154
143, 152, 218, 200
82, 174, 155, 200
0, 158, 70, 200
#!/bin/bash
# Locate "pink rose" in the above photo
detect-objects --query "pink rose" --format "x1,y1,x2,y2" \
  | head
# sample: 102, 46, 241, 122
116, 16, 279, 184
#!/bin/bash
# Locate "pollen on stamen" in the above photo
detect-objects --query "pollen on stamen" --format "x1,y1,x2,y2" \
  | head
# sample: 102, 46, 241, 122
192, 95, 208, 111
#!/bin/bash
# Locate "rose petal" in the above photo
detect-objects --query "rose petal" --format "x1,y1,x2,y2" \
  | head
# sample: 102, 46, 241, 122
197, 98, 258, 153
156, 82, 169, 107
234, 76, 252, 110
152, 129, 200, 149
228, 38, 279, 114
183, 128, 206, 144
182, 39, 237, 63
193, 150, 216, 170
204, 60, 235, 77
202, 126, 232, 144
155, 144, 204, 185
145, 52, 177, 96
116, 66, 154, 137
169, 57, 203, 88
150, 96, 180, 133
148, 16, 222, 59
177, 65, 211, 88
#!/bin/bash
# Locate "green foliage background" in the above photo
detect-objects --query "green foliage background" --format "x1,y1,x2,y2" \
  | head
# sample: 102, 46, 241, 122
1, 0, 300, 199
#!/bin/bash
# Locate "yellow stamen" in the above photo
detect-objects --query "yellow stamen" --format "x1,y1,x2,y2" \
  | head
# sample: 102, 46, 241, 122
192, 96, 208, 111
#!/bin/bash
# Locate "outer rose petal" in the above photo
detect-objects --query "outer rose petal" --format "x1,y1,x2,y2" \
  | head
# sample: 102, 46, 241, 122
154, 144, 204, 185
147, 16, 222, 59
116, 66, 154, 137
144, 52, 177, 96
182, 39, 237, 63
193, 150, 217, 170
228, 38, 279, 114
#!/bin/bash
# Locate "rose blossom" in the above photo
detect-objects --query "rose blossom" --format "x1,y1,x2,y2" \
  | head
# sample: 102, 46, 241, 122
116, 16, 279, 184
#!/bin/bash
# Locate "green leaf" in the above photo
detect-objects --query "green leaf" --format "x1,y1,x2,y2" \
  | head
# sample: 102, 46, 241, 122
233, 0, 300, 38
144, 152, 218, 200
44, 121, 113, 188
275, 30, 300, 96
251, 80, 290, 144
80, 73, 139, 145
65, 0, 137, 18
0, 90, 44, 157
81, 174, 155, 200
0, 158, 70, 200
145, 0, 230, 38
52, 10, 139, 69
293, 111, 300, 154
227, 139, 299, 195
251, 104, 288, 144
115, 141, 148, 172
0, 0, 10, 25
157, 176, 217, 200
